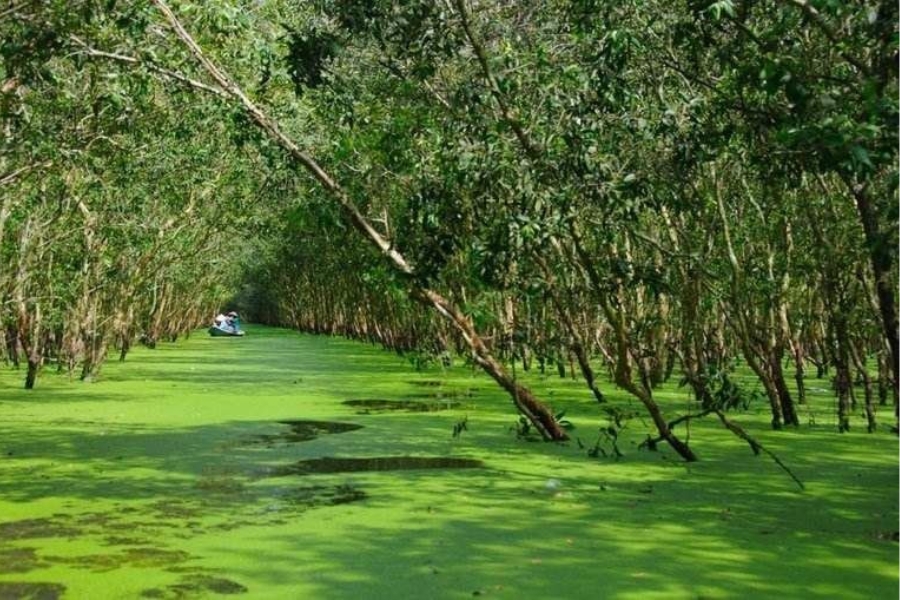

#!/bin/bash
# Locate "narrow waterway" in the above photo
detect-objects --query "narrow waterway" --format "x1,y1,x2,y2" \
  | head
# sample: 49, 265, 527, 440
0, 326, 896, 599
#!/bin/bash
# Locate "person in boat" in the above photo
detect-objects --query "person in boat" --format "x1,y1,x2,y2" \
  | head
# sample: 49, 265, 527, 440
209, 311, 244, 336
212, 312, 235, 333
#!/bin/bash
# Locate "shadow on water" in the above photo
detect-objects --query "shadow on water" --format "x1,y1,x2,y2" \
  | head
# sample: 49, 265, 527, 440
0, 415, 377, 592
405, 380, 444, 387
139, 574, 248, 598
0, 547, 46, 574
3, 325, 896, 599
343, 399, 462, 414
236, 420, 364, 447
277, 484, 367, 507
0, 582, 66, 599
0, 480, 367, 596
263, 456, 485, 477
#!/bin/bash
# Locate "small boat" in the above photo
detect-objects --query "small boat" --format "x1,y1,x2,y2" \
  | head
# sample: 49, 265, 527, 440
208, 326, 245, 337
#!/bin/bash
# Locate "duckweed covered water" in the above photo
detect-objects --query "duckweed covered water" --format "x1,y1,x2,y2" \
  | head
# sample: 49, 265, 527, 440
0, 325, 897, 599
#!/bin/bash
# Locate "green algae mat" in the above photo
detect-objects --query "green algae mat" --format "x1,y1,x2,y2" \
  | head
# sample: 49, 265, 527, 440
0, 326, 897, 599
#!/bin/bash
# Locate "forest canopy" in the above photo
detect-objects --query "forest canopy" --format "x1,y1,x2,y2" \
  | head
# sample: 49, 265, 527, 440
1, 0, 896, 458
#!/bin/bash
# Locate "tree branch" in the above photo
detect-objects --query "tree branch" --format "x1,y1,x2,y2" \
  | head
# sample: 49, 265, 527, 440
70, 36, 228, 98
451, 0, 541, 159
778, 0, 869, 74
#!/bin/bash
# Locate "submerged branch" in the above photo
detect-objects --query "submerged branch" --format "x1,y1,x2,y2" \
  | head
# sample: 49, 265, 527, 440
70, 36, 228, 98
714, 410, 805, 490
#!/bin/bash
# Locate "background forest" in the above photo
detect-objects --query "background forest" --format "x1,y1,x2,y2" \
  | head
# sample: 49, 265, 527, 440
1, 0, 897, 459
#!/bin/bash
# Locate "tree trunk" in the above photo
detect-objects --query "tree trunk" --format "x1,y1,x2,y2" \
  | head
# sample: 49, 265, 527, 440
741, 344, 783, 430
572, 341, 605, 403
877, 350, 894, 407
792, 341, 807, 405
834, 361, 852, 433
770, 348, 799, 426
5, 324, 19, 368
849, 342, 877, 433
25, 358, 39, 390
410, 288, 568, 440
831, 320, 853, 433
119, 336, 131, 362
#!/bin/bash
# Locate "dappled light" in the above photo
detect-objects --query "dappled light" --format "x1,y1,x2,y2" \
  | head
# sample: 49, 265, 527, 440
1, 327, 896, 598
0, 1, 897, 598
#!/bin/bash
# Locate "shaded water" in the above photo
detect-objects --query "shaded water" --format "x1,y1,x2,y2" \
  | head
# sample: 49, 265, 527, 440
343, 399, 461, 413
0, 325, 896, 599
265, 456, 485, 477
238, 419, 363, 446
139, 575, 247, 598
0, 581, 66, 599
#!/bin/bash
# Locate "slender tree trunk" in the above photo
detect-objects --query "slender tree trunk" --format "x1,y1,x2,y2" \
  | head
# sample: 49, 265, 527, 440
792, 340, 807, 405
572, 341, 605, 403
770, 346, 799, 426
410, 288, 568, 440
849, 342, 877, 432
831, 318, 853, 433
876, 350, 893, 407
25, 358, 39, 390
742, 344, 783, 430
5, 324, 19, 368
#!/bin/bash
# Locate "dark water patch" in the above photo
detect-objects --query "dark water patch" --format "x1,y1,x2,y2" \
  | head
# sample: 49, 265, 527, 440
142, 574, 247, 598
0, 547, 45, 574
0, 582, 66, 600
266, 456, 485, 477
74, 512, 114, 527
122, 547, 193, 568
278, 484, 367, 507
195, 476, 246, 495
103, 535, 150, 547
206, 520, 255, 533
0, 518, 78, 542
164, 566, 211, 574
412, 390, 475, 400
202, 483, 367, 528
148, 500, 205, 520
344, 399, 461, 414
174, 575, 247, 595
240, 420, 363, 446
46, 546, 192, 573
